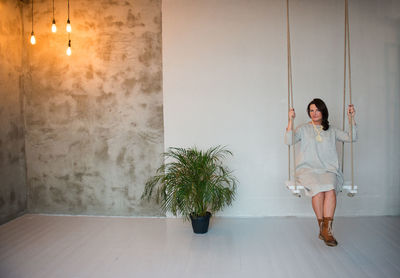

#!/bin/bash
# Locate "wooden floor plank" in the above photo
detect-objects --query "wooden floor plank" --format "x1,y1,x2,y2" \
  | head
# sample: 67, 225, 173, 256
0, 215, 399, 278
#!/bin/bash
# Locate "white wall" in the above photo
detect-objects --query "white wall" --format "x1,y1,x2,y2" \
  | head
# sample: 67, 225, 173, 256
162, 0, 400, 216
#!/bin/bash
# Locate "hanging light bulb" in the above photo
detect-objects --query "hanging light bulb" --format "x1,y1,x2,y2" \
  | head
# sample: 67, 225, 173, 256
30, 0, 36, 45
30, 31, 36, 45
66, 0, 71, 33
66, 19, 71, 33
66, 40, 71, 56
52, 19, 57, 33
51, 0, 56, 33
66, 0, 72, 56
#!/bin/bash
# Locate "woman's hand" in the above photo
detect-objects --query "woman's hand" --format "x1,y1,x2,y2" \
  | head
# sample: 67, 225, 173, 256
286, 108, 295, 131
289, 108, 296, 119
347, 104, 355, 118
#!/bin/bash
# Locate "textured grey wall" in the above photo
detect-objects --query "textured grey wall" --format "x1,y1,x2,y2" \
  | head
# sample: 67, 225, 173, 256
0, 0, 28, 224
23, 0, 164, 216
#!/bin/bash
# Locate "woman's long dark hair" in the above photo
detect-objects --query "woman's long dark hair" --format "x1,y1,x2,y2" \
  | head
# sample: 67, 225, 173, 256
307, 98, 330, 131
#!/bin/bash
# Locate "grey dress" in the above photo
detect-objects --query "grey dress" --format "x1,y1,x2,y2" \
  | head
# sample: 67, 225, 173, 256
285, 123, 357, 196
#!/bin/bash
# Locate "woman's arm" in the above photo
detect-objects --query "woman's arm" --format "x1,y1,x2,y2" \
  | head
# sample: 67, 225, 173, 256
336, 104, 357, 142
285, 108, 301, 145
286, 108, 295, 131
285, 128, 302, 145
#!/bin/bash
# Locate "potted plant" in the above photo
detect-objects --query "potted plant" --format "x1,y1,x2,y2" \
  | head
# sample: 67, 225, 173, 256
141, 146, 237, 234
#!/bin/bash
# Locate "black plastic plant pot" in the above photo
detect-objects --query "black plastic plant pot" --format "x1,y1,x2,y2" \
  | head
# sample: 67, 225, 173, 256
190, 212, 212, 234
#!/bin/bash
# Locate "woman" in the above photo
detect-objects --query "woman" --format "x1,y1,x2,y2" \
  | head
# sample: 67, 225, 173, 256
285, 98, 357, 247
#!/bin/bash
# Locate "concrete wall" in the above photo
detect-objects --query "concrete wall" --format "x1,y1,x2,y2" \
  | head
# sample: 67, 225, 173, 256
22, 0, 164, 216
163, 0, 400, 216
0, 0, 28, 224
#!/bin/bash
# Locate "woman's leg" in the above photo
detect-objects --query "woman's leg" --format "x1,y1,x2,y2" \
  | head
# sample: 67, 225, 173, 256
321, 189, 338, 246
323, 189, 336, 218
312, 192, 324, 219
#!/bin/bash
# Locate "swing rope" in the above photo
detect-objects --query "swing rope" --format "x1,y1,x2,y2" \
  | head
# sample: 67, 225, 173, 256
286, 0, 355, 195
341, 0, 355, 194
286, 0, 297, 191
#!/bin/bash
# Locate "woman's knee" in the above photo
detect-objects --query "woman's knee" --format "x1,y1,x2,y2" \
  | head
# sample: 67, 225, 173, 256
312, 192, 325, 200
325, 189, 336, 198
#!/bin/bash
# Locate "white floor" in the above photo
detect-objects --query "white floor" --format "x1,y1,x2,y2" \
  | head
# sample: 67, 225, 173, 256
0, 215, 399, 278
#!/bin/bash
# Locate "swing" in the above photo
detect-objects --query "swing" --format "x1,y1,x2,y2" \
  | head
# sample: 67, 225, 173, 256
285, 0, 357, 197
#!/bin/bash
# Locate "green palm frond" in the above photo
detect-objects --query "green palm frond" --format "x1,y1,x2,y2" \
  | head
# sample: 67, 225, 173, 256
141, 146, 238, 221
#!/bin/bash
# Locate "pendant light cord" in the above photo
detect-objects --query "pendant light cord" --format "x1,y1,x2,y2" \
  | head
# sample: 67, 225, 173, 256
31, 0, 33, 32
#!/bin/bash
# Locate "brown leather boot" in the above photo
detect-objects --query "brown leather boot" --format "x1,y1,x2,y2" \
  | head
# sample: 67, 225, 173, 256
321, 217, 338, 247
317, 219, 323, 240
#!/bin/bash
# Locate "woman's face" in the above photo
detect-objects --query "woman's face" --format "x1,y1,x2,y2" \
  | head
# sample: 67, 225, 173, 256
309, 104, 322, 123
